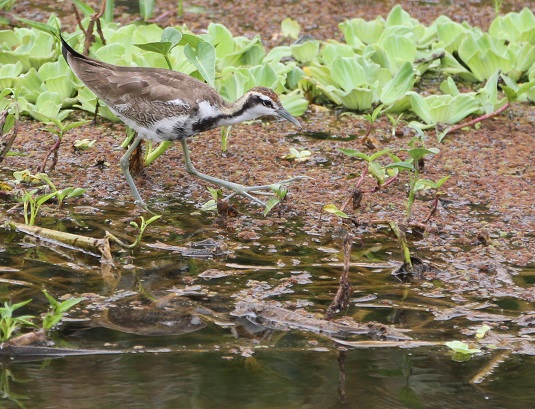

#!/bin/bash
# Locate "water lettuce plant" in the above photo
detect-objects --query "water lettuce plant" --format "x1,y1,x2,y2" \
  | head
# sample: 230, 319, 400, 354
1, 5, 533, 153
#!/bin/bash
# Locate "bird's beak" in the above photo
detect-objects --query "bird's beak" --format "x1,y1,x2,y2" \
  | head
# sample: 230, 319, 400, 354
277, 107, 302, 128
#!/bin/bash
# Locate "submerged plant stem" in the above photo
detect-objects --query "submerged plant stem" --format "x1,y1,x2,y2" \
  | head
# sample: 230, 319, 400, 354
325, 230, 353, 320
388, 221, 412, 271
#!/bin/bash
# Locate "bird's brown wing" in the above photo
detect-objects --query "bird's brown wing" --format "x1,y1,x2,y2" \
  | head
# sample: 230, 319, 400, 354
67, 54, 225, 110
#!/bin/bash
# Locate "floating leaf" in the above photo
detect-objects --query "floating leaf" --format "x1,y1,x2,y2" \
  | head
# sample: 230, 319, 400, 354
476, 325, 491, 339
323, 204, 349, 218
445, 341, 481, 355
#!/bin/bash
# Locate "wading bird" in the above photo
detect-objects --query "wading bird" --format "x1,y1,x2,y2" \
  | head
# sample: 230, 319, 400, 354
61, 35, 303, 208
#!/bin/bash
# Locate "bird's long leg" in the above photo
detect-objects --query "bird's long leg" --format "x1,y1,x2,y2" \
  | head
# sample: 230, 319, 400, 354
119, 135, 147, 207
180, 139, 306, 206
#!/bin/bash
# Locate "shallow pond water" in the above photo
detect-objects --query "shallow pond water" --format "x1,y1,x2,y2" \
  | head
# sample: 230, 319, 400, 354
1, 195, 534, 408
2, 348, 535, 409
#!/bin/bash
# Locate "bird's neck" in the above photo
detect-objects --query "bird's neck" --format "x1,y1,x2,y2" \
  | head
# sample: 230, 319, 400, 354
194, 93, 262, 131
216, 93, 263, 126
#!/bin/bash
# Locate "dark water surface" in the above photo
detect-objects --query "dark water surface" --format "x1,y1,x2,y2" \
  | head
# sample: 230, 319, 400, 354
1, 196, 534, 408
2, 349, 535, 409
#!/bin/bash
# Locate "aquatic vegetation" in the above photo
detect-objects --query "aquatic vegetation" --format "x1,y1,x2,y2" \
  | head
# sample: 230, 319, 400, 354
445, 341, 482, 362
138, 0, 155, 21
200, 187, 223, 212
0, 5, 532, 202
280, 17, 301, 40
322, 203, 349, 219
13, 170, 86, 224
134, 27, 184, 71
73, 138, 96, 150
0, 300, 34, 342
0, 292, 84, 342
41, 290, 85, 331
262, 184, 289, 217
386, 146, 441, 221
106, 215, 162, 250
220, 125, 231, 153
0, 89, 19, 163
20, 189, 57, 226
339, 148, 402, 189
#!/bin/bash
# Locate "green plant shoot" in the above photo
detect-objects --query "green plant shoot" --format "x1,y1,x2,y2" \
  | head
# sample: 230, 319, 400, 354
263, 184, 289, 216
0, 300, 35, 342
42, 290, 85, 331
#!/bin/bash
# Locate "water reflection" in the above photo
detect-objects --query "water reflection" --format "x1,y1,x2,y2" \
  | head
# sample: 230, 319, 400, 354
2, 349, 534, 409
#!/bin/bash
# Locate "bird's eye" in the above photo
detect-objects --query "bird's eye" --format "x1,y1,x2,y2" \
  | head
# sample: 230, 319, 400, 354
260, 98, 274, 108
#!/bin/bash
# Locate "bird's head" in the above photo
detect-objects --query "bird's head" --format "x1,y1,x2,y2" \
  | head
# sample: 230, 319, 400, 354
243, 87, 301, 127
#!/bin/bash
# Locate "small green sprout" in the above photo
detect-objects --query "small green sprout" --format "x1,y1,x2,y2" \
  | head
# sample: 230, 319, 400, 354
0, 0, 17, 11
339, 148, 401, 188
388, 220, 413, 271
201, 187, 223, 211
322, 204, 349, 219
363, 104, 384, 127
386, 113, 403, 137
413, 175, 450, 193
221, 125, 232, 153
26, 91, 88, 171
263, 184, 288, 216
0, 300, 35, 342
13, 169, 43, 185
33, 172, 86, 207
15, 171, 86, 223
41, 290, 85, 331
21, 189, 57, 225
386, 147, 440, 221
493, 0, 504, 15
139, 0, 156, 20
106, 215, 162, 249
